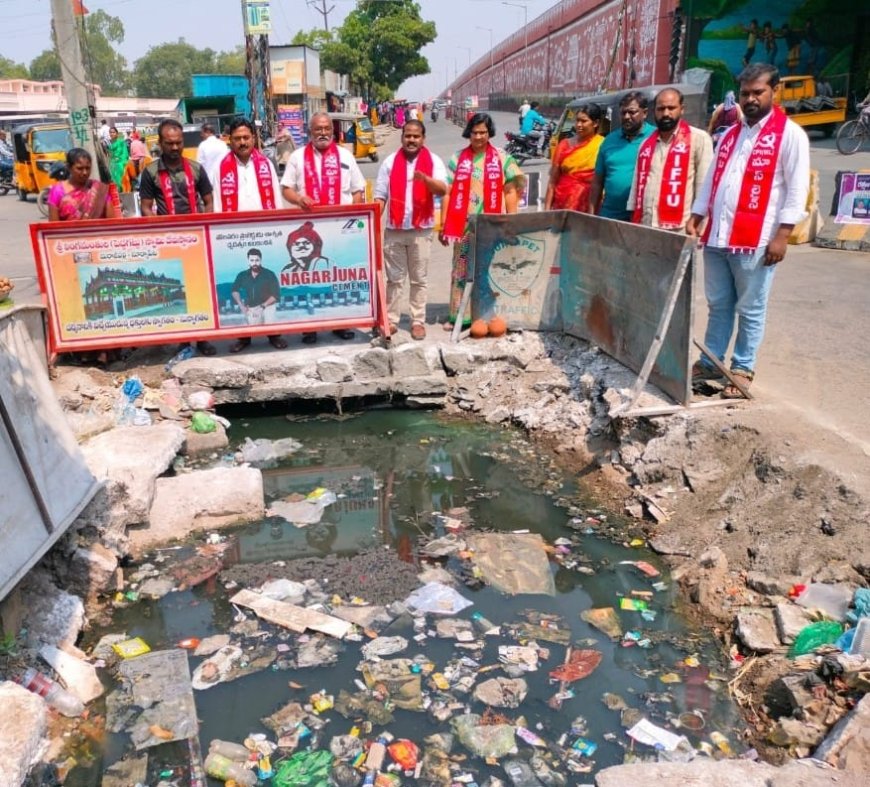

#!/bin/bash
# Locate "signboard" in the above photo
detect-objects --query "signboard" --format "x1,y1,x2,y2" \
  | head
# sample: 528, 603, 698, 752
278, 103, 306, 146
30, 206, 388, 354
835, 172, 870, 225
272, 60, 305, 94
243, 0, 272, 35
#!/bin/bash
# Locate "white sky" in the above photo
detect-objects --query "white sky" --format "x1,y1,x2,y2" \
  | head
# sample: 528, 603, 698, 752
1, 0, 558, 100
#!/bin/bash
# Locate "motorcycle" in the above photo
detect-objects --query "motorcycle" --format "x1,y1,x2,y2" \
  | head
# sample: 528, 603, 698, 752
0, 154, 13, 197
36, 160, 69, 217
430, 109, 439, 122
504, 119, 556, 164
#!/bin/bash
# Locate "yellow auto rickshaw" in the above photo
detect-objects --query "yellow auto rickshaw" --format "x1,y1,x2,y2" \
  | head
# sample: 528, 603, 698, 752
12, 122, 73, 201
328, 113, 379, 162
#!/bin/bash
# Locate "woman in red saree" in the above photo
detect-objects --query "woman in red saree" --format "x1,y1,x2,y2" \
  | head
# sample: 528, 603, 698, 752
544, 103, 604, 212
47, 148, 116, 222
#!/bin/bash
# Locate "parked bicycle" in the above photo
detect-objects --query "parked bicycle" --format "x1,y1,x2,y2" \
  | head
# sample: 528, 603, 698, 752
836, 106, 870, 155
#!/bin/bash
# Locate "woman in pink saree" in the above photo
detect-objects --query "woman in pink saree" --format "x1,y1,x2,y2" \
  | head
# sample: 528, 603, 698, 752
47, 148, 116, 222
544, 103, 604, 212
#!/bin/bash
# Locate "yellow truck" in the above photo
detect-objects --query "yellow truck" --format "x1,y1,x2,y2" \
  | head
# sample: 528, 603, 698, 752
775, 75, 847, 137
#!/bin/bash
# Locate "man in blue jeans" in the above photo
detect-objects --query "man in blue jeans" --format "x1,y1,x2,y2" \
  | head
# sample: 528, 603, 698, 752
687, 63, 809, 398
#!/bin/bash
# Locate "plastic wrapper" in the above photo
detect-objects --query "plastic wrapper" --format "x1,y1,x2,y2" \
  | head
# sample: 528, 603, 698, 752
788, 620, 844, 657
388, 739, 420, 770
452, 714, 517, 759
273, 749, 334, 787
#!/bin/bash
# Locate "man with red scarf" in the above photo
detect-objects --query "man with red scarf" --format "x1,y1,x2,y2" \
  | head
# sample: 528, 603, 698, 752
687, 63, 809, 398
140, 118, 216, 356
280, 112, 365, 344
628, 88, 712, 230
374, 120, 447, 340
211, 117, 287, 352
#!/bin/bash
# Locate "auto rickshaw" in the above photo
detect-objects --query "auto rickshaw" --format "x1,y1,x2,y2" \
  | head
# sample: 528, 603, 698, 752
12, 122, 73, 201
328, 113, 379, 162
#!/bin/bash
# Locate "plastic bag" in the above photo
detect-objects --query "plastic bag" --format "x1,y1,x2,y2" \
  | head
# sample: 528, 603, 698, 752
273, 749, 334, 787
388, 739, 420, 770
191, 412, 217, 433
788, 620, 844, 657
187, 390, 215, 411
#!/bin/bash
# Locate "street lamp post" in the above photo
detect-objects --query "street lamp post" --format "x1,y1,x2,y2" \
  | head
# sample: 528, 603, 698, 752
457, 45, 472, 68
502, 1, 529, 53
476, 26, 494, 71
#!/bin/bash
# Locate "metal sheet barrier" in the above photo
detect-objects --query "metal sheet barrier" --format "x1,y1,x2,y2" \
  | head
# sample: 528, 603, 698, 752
472, 212, 694, 406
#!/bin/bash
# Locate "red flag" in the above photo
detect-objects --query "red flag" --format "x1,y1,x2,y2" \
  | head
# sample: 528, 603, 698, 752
72, 0, 89, 15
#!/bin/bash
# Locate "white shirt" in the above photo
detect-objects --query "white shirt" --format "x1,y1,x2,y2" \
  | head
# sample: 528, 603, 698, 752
691, 112, 810, 249
280, 144, 366, 205
209, 153, 283, 212
197, 135, 229, 177
98, 124, 111, 144
373, 149, 447, 230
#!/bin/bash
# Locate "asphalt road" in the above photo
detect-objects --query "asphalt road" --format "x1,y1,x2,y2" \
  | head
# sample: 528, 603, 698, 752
2, 110, 868, 486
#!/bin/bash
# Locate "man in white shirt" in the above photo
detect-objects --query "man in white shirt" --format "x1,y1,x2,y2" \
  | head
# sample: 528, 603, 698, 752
628, 88, 713, 230
374, 120, 447, 340
197, 122, 229, 175
210, 117, 287, 352
687, 63, 809, 398
98, 119, 111, 149
281, 112, 366, 344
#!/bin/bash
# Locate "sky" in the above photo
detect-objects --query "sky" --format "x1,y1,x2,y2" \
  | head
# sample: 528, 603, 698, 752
1, 0, 559, 100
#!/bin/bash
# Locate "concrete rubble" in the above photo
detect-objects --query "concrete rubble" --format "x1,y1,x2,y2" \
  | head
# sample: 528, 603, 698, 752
0, 330, 865, 785
0, 682, 48, 786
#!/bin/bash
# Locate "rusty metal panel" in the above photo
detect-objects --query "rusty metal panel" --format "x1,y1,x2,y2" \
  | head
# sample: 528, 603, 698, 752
561, 213, 694, 405
471, 212, 694, 406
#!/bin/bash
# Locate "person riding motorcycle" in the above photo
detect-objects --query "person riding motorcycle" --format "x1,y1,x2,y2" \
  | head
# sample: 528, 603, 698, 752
0, 130, 13, 183
520, 101, 547, 155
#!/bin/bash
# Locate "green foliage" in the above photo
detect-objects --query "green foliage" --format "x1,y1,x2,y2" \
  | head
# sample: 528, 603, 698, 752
298, 0, 436, 97
687, 56, 736, 108
0, 54, 29, 79
30, 49, 62, 81
79, 10, 130, 94
215, 46, 246, 75
291, 29, 335, 50
133, 39, 220, 98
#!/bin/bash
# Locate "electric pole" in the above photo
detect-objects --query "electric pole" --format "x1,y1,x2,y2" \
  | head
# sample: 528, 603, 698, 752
49, 0, 103, 176
307, 0, 335, 31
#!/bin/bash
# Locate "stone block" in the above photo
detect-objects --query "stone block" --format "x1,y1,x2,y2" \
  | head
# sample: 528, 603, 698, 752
173, 357, 254, 388
353, 348, 391, 380
775, 602, 814, 645
18, 571, 85, 651
67, 543, 119, 597
747, 571, 801, 597
394, 374, 449, 396
317, 355, 353, 383
181, 423, 229, 457
440, 345, 477, 374
735, 608, 780, 654
768, 674, 816, 716
391, 343, 431, 377
814, 693, 870, 773
137, 466, 264, 553
78, 422, 185, 538
0, 682, 47, 787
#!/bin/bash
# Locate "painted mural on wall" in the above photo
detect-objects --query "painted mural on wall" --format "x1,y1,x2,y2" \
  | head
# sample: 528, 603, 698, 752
688, 0, 855, 83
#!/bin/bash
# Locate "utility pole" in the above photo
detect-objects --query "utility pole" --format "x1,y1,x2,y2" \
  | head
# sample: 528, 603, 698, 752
49, 0, 103, 176
307, 0, 335, 31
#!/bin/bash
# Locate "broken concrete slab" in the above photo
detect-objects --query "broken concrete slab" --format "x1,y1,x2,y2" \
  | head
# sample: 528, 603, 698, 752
181, 423, 229, 457
230, 588, 352, 639
814, 693, 870, 773
138, 466, 264, 552
747, 572, 801, 597
18, 571, 85, 652
317, 355, 353, 383
395, 374, 449, 396
735, 608, 781, 654
0, 682, 48, 787
66, 542, 119, 597
352, 348, 391, 380
172, 356, 254, 388
390, 343, 432, 377
77, 422, 186, 543
775, 602, 814, 645
39, 644, 104, 704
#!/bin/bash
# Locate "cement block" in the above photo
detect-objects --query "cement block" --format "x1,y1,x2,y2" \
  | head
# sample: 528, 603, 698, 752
391, 343, 431, 377
139, 466, 264, 552
317, 355, 353, 383
814, 693, 870, 773
735, 608, 780, 654
395, 374, 449, 396
172, 357, 254, 387
67, 543, 119, 597
181, 423, 229, 457
0, 682, 47, 787
353, 348, 391, 380
747, 572, 801, 597
18, 571, 85, 651
775, 602, 814, 645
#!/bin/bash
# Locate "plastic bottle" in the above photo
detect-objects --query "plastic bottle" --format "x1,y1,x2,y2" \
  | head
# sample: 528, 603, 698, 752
17, 668, 84, 717
471, 611, 499, 635
365, 736, 388, 771
208, 739, 252, 761
165, 344, 194, 371
203, 752, 258, 786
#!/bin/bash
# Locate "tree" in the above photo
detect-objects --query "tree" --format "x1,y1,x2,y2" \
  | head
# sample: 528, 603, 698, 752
77, 10, 130, 93
0, 55, 29, 79
133, 40, 219, 98
298, 0, 436, 98
30, 49, 62, 81
215, 46, 245, 75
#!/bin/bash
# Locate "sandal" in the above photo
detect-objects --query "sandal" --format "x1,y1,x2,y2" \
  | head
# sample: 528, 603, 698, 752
722, 369, 754, 399
268, 335, 288, 350
229, 338, 251, 353
197, 340, 217, 356
692, 361, 722, 382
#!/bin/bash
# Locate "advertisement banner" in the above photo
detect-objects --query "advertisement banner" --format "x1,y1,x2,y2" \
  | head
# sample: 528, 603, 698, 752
242, 0, 272, 35
31, 206, 388, 353
272, 60, 305, 94
277, 103, 306, 147
835, 172, 870, 225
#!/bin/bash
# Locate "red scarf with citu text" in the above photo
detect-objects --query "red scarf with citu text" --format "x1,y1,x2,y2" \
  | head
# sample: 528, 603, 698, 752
303, 143, 341, 205
443, 144, 503, 241
157, 158, 197, 215
632, 120, 692, 229
702, 106, 788, 250
389, 147, 434, 228
218, 149, 276, 212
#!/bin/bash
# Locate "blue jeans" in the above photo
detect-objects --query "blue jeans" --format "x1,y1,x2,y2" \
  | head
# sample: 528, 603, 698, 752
700, 246, 776, 373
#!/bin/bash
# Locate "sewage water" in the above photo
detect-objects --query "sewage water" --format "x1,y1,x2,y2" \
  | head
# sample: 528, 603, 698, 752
81, 410, 742, 786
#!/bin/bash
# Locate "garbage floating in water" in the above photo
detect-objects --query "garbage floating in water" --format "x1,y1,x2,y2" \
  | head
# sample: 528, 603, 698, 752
52, 411, 745, 785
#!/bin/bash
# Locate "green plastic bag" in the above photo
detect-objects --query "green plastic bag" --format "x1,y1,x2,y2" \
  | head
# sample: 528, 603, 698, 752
789, 620, 844, 657
190, 411, 216, 434
273, 749, 334, 787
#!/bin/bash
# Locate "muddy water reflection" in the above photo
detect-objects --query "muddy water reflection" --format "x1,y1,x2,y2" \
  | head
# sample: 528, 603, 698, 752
93, 411, 742, 785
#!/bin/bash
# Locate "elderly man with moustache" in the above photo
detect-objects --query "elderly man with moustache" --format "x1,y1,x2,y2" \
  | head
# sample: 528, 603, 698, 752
281, 112, 366, 345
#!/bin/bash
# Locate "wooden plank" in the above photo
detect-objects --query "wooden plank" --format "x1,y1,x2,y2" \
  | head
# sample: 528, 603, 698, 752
693, 339, 753, 400
620, 398, 742, 418
230, 589, 352, 639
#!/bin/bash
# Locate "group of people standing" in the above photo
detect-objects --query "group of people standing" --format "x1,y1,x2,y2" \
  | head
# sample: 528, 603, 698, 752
541, 63, 809, 398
